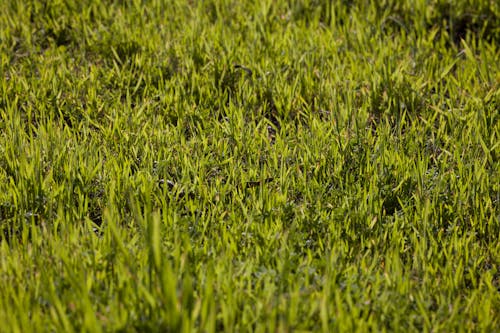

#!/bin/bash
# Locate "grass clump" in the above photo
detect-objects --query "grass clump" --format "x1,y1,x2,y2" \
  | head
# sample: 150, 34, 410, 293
0, 0, 499, 331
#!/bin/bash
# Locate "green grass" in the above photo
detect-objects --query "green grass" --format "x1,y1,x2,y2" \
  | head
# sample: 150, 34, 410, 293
0, 0, 499, 331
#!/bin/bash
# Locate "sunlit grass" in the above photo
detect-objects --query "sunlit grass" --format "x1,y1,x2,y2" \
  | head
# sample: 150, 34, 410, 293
0, 0, 499, 331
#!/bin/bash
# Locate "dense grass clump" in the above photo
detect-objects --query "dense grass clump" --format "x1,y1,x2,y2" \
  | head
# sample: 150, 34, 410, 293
0, 0, 499, 331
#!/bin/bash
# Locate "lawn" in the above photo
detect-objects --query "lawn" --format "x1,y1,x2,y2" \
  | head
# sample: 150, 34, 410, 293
0, 0, 499, 331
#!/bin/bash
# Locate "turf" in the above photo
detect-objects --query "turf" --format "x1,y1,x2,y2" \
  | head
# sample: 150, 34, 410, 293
0, 0, 499, 332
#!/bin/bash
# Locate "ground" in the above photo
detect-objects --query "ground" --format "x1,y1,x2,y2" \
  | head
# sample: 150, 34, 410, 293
0, 0, 499, 332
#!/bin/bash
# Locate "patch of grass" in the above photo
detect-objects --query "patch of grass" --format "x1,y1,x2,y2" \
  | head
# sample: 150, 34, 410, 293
0, 0, 499, 331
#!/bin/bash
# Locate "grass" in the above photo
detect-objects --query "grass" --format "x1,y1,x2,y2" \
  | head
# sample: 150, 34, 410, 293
0, 0, 499, 331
